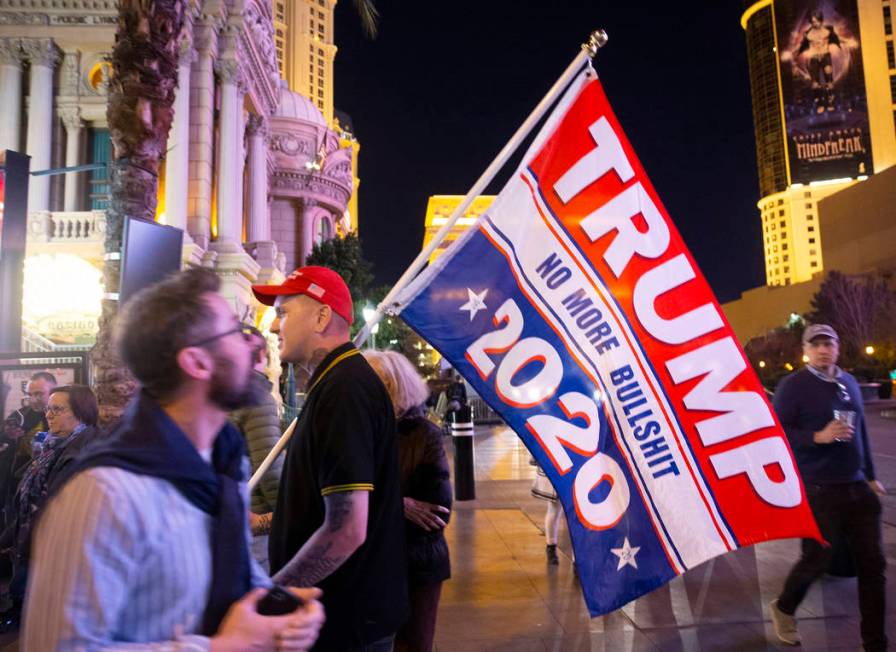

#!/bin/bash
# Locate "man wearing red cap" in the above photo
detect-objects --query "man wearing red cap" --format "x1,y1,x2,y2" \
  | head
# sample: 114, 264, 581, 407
253, 266, 408, 651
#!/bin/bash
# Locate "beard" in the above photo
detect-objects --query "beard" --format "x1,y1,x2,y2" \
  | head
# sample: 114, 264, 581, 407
209, 352, 271, 411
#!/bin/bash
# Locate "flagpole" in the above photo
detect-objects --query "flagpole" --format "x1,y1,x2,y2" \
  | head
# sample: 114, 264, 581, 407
248, 417, 297, 492
354, 30, 609, 349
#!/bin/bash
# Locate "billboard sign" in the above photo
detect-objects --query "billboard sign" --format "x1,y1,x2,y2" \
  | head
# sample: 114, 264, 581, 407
775, 0, 873, 183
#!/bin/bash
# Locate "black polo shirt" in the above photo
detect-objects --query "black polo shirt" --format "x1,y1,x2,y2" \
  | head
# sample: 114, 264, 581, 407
269, 343, 408, 649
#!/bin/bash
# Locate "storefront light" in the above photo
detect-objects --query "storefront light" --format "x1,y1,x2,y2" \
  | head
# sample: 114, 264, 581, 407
22, 253, 103, 345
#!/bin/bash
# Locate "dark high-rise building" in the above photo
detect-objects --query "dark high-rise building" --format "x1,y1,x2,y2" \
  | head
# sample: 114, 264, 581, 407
741, 0, 896, 286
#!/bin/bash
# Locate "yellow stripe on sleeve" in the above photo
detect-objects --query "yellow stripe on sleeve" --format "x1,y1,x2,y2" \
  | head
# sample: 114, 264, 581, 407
320, 483, 374, 496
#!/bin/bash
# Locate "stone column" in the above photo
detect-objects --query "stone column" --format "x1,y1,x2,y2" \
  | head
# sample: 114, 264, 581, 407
188, 17, 221, 249
246, 115, 281, 283
212, 58, 245, 253
245, 114, 270, 243
165, 39, 194, 237
59, 106, 83, 211
0, 39, 24, 152
210, 56, 257, 319
23, 39, 60, 212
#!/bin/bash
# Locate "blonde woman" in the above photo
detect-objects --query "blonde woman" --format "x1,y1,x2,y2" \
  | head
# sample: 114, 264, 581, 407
363, 350, 451, 652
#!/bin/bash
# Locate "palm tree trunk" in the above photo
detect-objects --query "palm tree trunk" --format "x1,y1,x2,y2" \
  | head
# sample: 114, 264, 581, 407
92, 0, 185, 425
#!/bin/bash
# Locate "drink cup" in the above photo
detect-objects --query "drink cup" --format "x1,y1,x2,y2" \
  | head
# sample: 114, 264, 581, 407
833, 409, 856, 429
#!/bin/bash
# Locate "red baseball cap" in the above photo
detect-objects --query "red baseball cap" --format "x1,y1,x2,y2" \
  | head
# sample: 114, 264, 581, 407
252, 266, 354, 325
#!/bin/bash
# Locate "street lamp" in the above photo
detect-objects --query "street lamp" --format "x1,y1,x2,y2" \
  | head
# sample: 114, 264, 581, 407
362, 305, 379, 349
865, 345, 875, 355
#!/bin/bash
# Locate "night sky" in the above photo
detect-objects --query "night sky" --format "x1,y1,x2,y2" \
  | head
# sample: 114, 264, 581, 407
334, 1, 765, 304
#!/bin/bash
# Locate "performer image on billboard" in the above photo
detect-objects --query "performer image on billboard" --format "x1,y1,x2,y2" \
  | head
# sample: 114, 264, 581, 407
795, 11, 842, 113
776, 0, 873, 183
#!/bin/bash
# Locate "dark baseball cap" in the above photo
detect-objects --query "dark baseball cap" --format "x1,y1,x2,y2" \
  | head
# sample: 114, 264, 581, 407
251, 266, 354, 325
802, 323, 838, 344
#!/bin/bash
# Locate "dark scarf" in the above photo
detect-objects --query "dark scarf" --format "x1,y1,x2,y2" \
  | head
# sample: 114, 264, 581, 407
47, 391, 251, 635
17, 424, 89, 537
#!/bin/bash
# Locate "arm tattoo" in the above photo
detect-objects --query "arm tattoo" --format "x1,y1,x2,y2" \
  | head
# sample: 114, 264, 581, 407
271, 492, 360, 587
324, 492, 353, 531
273, 540, 348, 587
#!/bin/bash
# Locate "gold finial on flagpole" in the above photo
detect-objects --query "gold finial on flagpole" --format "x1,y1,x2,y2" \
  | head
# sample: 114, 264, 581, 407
583, 30, 609, 58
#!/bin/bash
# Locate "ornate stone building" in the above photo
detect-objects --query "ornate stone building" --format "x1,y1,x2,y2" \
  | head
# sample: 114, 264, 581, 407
0, 0, 356, 351
272, 0, 360, 231
269, 83, 353, 272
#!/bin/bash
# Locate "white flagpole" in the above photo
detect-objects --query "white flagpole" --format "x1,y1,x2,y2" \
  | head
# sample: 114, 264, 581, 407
257, 33, 609, 482
248, 417, 297, 492
354, 30, 609, 349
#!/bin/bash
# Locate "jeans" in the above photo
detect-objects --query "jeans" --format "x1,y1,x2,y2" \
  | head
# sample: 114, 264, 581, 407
778, 481, 887, 652
348, 633, 395, 652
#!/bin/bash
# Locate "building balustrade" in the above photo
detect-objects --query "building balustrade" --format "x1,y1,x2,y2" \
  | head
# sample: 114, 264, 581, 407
28, 210, 106, 244
21, 324, 90, 352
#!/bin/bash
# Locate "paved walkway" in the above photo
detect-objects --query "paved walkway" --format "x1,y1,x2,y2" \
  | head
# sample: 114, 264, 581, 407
433, 402, 896, 650
3, 402, 894, 651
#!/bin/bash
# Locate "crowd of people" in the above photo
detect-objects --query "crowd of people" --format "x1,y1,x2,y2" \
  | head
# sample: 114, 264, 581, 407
0, 263, 889, 651
0, 265, 454, 651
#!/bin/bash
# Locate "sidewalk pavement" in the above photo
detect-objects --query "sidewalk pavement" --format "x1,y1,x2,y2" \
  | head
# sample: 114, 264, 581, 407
434, 404, 895, 651
3, 403, 893, 651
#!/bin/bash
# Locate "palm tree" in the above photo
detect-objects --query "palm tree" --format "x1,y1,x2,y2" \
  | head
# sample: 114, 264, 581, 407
92, 0, 377, 424
352, 0, 379, 37
92, 0, 185, 424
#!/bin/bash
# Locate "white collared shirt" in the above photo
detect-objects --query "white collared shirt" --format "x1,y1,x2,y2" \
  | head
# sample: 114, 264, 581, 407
22, 466, 268, 651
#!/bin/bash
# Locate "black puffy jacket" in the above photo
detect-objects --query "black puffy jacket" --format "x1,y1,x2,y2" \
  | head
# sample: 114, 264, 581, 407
397, 407, 452, 584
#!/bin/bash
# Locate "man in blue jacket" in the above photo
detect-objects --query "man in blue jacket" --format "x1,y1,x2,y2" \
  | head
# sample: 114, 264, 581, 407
769, 324, 887, 650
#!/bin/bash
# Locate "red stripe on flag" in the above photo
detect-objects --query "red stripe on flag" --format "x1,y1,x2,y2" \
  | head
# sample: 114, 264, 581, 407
478, 223, 682, 571
518, 172, 735, 551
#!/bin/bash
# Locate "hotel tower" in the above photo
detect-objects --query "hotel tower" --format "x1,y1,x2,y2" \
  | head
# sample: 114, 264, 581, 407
741, 0, 896, 286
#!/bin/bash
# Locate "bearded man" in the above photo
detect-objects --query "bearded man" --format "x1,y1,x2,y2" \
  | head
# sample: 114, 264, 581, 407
23, 268, 325, 651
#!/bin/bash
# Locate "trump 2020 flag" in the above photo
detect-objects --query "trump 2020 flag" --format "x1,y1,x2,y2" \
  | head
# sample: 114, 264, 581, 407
394, 71, 821, 616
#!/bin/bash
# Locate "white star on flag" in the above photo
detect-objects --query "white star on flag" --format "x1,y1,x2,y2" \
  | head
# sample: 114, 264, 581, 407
610, 538, 640, 571
459, 288, 488, 321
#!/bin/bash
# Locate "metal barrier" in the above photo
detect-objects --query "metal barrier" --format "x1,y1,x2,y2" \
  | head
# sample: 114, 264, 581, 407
467, 395, 504, 424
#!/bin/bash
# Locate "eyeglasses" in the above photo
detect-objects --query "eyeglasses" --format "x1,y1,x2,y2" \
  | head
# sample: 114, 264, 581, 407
185, 325, 259, 349
45, 405, 70, 416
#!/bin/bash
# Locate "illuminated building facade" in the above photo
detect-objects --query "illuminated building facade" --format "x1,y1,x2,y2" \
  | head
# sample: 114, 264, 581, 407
273, 0, 361, 236
0, 0, 285, 348
274, 0, 335, 122
268, 84, 354, 273
423, 195, 495, 262
742, 0, 896, 286
724, 163, 896, 342
0, 0, 356, 351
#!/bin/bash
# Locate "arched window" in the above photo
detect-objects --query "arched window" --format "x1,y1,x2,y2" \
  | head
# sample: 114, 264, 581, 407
314, 215, 332, 245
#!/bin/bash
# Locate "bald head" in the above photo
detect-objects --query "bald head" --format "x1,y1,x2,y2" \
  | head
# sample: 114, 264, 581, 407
272, 294, 351, 367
